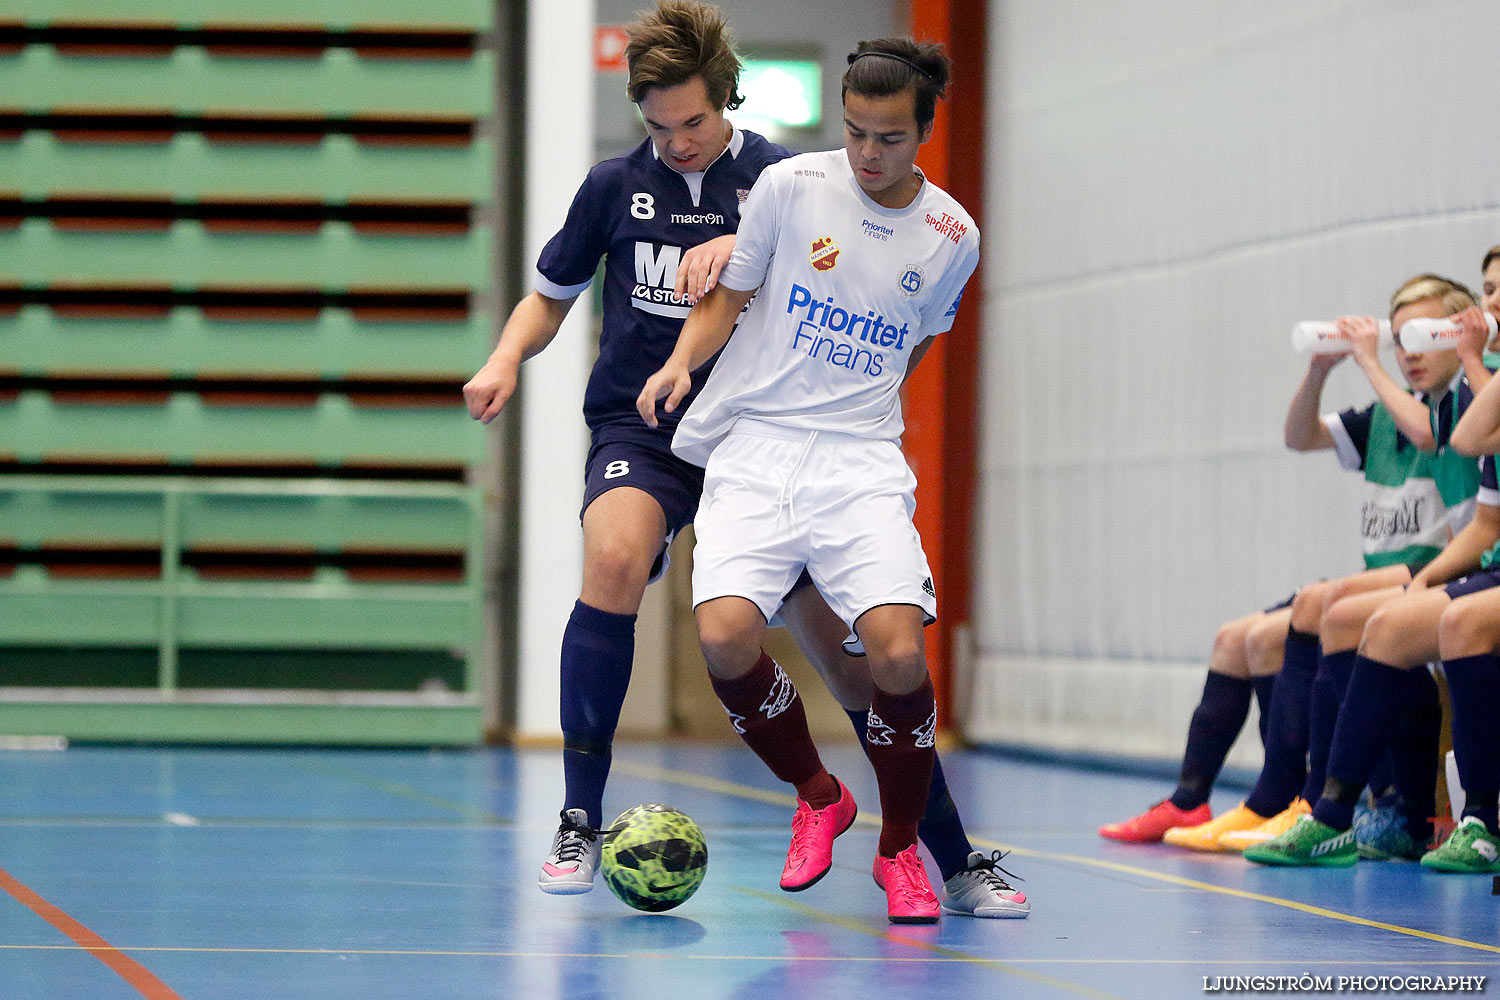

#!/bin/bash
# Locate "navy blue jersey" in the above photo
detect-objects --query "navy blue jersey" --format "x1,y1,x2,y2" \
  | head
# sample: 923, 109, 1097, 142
535, 127, 792, 450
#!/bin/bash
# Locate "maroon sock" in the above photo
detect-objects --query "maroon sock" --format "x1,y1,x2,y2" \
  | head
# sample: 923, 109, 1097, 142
868, 679, 937, 857
710, 652, 833, 804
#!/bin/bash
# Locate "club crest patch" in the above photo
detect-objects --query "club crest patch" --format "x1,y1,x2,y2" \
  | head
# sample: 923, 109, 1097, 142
809, 237, 840, 272
900, 265, 925, 296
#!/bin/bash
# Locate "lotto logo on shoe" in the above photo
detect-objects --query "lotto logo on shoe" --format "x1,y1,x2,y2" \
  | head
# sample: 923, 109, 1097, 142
809, 237, 840, 271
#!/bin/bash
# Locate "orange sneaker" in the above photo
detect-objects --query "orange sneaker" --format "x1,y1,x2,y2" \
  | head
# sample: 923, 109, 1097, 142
1163, 802, 1269, 852
1099, 800, 1211, 843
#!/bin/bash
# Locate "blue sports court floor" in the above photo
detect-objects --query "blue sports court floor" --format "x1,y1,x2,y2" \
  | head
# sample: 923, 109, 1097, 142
2, 742, 1496, 999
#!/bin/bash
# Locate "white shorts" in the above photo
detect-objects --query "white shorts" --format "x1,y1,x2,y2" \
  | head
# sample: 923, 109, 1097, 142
691, 418, 938, 635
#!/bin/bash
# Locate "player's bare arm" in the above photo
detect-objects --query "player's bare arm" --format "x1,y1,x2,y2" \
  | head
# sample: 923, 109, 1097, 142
676, 235, 737, 304
1452, 355, 1500, 455
1411, 501, 1500, 587
463, 291, 577, 424
1283, 352, 1344, 451
636, 283, 755, 427
1342, 315, 1436, 449
1450, 305, 1494, 394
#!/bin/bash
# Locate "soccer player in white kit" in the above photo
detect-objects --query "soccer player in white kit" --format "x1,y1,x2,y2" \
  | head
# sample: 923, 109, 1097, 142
638, 38, 979, 924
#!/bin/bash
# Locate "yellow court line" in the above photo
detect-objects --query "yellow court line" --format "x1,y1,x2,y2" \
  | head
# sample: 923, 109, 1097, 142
613, 759, 1500, 956
734, 886, 1128, 1000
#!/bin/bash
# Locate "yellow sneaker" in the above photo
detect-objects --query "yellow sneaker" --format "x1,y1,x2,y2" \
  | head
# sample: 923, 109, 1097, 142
1162, 802, 1269, 852
1218, 798, 1311, 853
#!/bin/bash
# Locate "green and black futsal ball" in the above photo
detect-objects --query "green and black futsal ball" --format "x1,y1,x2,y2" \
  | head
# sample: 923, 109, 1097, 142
600, 803, 708, 911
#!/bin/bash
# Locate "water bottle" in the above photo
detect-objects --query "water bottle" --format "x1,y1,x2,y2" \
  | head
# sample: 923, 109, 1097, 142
1397, 312, 1499, 353
1291, 319, 1392, 354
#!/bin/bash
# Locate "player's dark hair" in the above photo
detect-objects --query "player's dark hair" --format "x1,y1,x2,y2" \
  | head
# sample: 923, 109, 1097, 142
626, 1, 743, 111
841, 38, 951, 130
1482, 244, 1500, 275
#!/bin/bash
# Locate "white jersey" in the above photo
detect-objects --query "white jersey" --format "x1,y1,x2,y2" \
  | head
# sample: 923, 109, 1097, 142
670, 149, 980, 467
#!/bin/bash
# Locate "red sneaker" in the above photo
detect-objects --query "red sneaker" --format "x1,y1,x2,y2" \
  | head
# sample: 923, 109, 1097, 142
872, 845, 940, 924
780, 776, 857, 891
1099, 800, 1211, 843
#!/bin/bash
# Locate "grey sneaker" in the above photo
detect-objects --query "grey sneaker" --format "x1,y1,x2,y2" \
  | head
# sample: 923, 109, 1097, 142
538, 808, 601, 895
941, 850, 1030, 918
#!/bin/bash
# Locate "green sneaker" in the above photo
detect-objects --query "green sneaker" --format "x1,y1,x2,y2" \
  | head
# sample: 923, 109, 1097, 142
1243, 814, 1357, 867
1420, 817, 1500, 874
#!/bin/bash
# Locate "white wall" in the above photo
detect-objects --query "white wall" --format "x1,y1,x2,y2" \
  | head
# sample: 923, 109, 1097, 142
967, 0, 1500, 765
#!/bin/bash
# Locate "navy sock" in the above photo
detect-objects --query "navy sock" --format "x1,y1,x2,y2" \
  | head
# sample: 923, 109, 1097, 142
846, 708, 973, 880
1443, 654, 1500, 834
1251, 674, 1276, 745
1244, 630, 1318, 817
1314, 655, 1411, 832
1169, 672, 1252, 811
1388, 669, 1441, 844
1299, 649, 1356, 803
559, 600, 637, 828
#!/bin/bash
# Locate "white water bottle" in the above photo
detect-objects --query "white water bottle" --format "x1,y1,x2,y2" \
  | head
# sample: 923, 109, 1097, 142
1397, 313, 1499, 353
1291, 319, 1392, 354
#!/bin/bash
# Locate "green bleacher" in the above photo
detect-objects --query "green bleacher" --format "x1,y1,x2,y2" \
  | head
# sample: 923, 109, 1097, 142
0, 6, 497, 744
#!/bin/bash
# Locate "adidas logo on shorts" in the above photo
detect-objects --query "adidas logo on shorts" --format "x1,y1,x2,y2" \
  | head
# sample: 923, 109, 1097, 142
921, 577, 936, 598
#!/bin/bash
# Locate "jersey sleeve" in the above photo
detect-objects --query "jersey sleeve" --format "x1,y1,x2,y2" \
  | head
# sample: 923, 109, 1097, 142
716, 165, 784, 293
919, 238, 980, 337
534, 170, 612, 299
1324, 404, 1373, 471
1479, 455, 1500, 509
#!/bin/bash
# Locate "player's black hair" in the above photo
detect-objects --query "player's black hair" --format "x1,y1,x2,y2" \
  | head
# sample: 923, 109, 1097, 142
841, 38, 951, 130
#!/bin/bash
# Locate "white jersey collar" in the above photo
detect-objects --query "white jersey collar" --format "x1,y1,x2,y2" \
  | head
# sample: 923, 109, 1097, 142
650, 124, 744, 207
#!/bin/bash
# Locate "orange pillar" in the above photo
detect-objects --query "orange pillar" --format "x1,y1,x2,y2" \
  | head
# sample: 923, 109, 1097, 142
904, 0, 984, 728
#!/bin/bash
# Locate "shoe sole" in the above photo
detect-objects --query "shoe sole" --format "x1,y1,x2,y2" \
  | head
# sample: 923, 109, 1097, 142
1419, 858, 1500, 874
780, 798, 859, 893
1243, 851, 1356, 868
942, 901, 1030, 918
889, 913, 940, 924
538, 880, 595, 895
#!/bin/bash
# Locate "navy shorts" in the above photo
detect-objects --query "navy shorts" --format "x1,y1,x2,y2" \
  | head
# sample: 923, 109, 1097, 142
581, 440, 704, 582
1444, 569, 1500, 600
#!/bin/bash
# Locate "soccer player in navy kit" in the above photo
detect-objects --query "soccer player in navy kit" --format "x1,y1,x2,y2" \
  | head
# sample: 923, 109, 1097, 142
638, 37, 990, 924
464, 2, 1023, 917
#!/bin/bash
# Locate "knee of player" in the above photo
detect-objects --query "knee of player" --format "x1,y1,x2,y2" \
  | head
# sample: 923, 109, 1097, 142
695, 617, 760, 669
1358, 602, 1403, 653
1290, 584, 1327, 631
864, 636, 926, 682
1437, 599, 1489, 658
582, 541, 655, 597
1211, 619, 1248, 659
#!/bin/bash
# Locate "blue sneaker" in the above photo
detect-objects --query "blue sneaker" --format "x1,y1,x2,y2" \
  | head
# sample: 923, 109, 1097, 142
1353, 801, 1422, 861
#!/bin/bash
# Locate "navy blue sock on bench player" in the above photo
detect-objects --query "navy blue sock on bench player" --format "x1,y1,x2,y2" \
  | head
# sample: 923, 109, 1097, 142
1299, 648, 1357, 803
559, 600, 636, 828
1443, 653, 1500, 834
847, 708, 972, 880
1169, 671, 1252, 811
1251, 674, 1276, 744
1243, 630, 1319, 817
1314, 654, 1411, 832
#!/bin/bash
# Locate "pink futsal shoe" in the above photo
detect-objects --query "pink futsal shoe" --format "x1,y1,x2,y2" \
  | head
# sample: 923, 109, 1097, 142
780, 776, 858, 891
872, 845, 941, 924
1098, 800, 1210, 843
